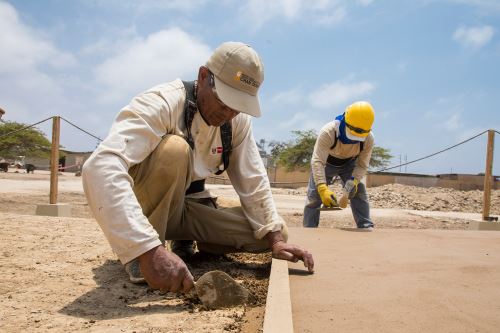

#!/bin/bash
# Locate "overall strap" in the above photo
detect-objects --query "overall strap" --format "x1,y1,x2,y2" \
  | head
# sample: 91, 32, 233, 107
215, 121, 232, 175
181, 80, 232, 175
182, 81, 197, 149
330, 134, 338, 150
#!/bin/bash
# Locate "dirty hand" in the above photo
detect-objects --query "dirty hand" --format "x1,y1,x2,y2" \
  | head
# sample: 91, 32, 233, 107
317, 183, 337, 207
272, 241, 315, 273
138, 245, 195, 293
343, 178, 359, 197
266, 231, 314, 273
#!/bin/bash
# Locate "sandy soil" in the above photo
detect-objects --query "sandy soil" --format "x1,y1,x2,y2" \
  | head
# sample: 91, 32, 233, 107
0, 172, 268, 333
0, 171, 498, 332
288, 228, 500, 333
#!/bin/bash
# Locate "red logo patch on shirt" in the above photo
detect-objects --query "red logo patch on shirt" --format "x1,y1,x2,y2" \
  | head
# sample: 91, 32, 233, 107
211, 147, 223, 154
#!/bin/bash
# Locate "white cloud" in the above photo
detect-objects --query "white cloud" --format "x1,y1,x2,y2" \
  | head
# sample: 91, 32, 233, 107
0, 2, 76, 74
424, 96, 466, 132
94, 28, 212, 104
453, 25, 495, 49
271, 88, 303, 106
240, 0, 301, 29
87, 0, 208, 13
448, 0, 500, 12
309, 80, 376, 109
0, 1, 77, 125
315, 7, 347, 26
81, 26, 139, 58
278, 112, 308, 129
277, 112, 323, 132
239, 0, 355, 29
444, 113, 463, 131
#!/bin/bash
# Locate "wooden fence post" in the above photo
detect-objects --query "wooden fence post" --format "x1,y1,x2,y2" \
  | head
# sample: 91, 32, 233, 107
482, 130, 495, 221
49, 116, 60, 204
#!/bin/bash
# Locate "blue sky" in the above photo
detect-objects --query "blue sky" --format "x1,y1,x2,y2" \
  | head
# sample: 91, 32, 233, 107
1, 0, 499, 175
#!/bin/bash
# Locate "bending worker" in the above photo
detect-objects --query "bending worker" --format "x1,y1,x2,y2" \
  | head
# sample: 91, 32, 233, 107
82, 42, 314, 293
303, 101, 375, 230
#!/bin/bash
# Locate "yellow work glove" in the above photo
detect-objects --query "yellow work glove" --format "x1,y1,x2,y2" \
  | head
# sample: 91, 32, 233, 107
317, 183, 338, 207
343, 177, 359, 198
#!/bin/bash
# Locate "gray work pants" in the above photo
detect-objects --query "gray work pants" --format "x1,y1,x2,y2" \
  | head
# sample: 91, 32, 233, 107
302, 159, 374, 228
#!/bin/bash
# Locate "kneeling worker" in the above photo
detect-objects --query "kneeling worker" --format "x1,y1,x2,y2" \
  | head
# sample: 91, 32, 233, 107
83, 42, 314, 294
303, 101, 375, 230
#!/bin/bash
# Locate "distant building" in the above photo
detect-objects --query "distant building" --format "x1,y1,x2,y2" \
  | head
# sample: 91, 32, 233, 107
25, 150, 93, 172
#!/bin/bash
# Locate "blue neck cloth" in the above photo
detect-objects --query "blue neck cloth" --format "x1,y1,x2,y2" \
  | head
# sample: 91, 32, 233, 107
335, 114, 359, 145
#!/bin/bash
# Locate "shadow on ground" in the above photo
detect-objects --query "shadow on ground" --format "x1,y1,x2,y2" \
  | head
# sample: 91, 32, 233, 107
60, 253, 271, 320
59, 259, 187, 320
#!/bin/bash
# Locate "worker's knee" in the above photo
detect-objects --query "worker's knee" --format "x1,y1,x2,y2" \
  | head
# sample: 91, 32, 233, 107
154, 135, 191, 164
305, 198, 322, 209
354, 182, 368, 200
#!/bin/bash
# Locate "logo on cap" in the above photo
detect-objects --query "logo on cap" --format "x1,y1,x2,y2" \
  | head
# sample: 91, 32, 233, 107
234, 71, 260, 88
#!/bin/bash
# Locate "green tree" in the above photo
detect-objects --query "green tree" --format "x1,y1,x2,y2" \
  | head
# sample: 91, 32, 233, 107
370, 146, 393, 170
268, 140, 288, 163
272, 129, 393, 171
275, 130, 317, 171
0, 121, 52, 159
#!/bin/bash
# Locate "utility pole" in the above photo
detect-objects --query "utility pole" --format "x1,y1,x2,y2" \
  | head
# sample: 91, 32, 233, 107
482, 130, 495, 221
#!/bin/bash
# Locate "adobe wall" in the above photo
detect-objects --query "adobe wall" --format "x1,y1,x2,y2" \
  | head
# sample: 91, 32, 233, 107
255, 167, 500, 191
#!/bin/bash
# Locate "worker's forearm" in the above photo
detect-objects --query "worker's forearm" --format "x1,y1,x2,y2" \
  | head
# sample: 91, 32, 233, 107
265, 230, 286, 248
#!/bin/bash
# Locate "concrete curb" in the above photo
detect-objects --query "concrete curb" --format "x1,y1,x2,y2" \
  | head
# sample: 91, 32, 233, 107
263, 258, 293, 333
468, 221, 500, 230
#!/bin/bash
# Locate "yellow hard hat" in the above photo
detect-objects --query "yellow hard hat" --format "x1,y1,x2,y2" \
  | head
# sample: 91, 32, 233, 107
344, 101, 374, 139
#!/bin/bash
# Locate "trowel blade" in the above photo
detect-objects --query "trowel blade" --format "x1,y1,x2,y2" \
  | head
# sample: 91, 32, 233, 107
194, 270, 250, 309
318, 205, 342, 211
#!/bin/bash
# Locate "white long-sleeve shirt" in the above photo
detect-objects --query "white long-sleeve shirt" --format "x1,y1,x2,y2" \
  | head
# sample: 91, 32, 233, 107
311, 120, 374, 185
82, 79, 283, 263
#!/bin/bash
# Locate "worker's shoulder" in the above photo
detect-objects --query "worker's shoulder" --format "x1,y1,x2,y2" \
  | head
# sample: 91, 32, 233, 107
128, 79, 186, 113
365, 132, 375, 144
144, 79, 186, 98
319, 120, 337, 134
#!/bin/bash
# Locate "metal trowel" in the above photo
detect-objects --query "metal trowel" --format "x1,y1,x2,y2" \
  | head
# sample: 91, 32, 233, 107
194, 270, 250, 309
318, 204, 342, 211
318, 194, 343, 211
318, 176, 345, 210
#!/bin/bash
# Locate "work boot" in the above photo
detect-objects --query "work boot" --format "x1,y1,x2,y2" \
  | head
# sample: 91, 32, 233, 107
124, 258, 146, 284
171, 240, 196, 260
357, 222, 374, 232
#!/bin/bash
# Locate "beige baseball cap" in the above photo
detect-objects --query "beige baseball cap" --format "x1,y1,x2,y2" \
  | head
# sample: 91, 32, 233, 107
206, 42, 264, 117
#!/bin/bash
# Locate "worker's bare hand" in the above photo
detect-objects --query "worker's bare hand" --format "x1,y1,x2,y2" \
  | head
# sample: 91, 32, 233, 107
138, 245, 195, 293
272, 241, 315, 273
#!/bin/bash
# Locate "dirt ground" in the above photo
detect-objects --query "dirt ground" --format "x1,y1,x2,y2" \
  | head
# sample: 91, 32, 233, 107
0, 171, 498, 332
0, 172, 269, 333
